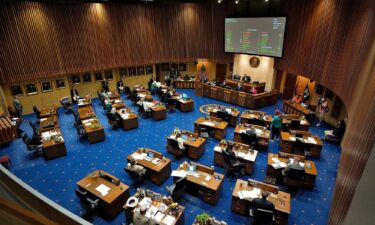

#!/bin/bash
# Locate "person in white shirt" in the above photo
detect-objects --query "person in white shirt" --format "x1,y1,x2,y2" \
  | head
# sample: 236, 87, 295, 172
142, 100, 155, 112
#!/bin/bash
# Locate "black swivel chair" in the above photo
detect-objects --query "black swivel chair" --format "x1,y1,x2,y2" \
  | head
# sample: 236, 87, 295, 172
250, 207, 274, 225
168, 138, 186, 157
167, 177, 187, 201
33, 106, 41, 119
123, 167, 145, 187
106, 112, 121, 128
221, 149, 246, 176
75, 189, 99, 220
167, 98, 176, 113
76, 125, 87, 141
241, 131, 259, 149
293, 138, 308, 155
252, 118, 266, 127
124, 87, 131, 97
217, 110, 230, 122
289, 119, 300, 130
21, 133, 43, 159
283, 167, 306, 189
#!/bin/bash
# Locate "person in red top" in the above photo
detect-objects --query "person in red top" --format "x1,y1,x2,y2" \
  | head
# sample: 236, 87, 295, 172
250, 86, 258, 94
292, 94, 303, 104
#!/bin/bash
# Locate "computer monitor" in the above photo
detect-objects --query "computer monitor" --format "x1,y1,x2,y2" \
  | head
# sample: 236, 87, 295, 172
188, 165, 196, 172
147, 152, 154, 158
182, 93, 188, 99
181, 134, 188, 140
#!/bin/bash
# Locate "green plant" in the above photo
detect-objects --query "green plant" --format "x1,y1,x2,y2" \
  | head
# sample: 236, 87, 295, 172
195, 212, 210, 225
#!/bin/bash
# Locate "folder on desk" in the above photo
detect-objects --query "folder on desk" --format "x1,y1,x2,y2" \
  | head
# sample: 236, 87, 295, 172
171, 170, 187, 178
95, 184, 110, 196
162, 215, 176, 225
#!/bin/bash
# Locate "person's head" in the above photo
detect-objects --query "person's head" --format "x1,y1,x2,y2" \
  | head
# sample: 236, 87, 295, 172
129, 158, 136, 165
140, 205, 147, 214
274, 110, 281, 116
261, 191, 269, 199
220, 139, 228, 148
293, 157, 300, 164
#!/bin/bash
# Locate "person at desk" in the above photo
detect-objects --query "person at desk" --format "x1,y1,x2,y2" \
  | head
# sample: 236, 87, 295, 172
251, 191, 275, 225
109, 107, 121, 120
235, 83, 243, 91
117, 79, 124, 94
141, 99, 155, 113
242, 74, 251, 83
13, 95, 23, 119
324, 120, 346, 141
221, 140, 246, 175
271, 110, 282, 141
292, 94, 303, 105
316, 98, 328, 126
104, 97, 112, 112
132, 205, 157, 225
127, 158, 146, 177
282, 157, 304, 176
71, 84, 80, 104
101, 78, 109, 93
250, 86, 258, 95
172, 128, 186, 151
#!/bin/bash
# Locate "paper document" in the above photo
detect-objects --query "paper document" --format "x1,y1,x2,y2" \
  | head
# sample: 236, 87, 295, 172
95, 184, 110, 196
299, 162, 305, 167
171, 170, 187, 178
132, 152, 147, 160
202, 121, 215, 127
308, 137, 317, 144
154, 212, 165, 222
162, 215, 176, 225
244, 152, 256, 161
289, 137, 296, 141
255, 129, 262, 134
279, 162, 287, 168
271, 158, 280, 163
214, 146, 222, 152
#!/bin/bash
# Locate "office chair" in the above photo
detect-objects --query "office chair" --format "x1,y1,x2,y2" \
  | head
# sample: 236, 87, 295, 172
106, 112, 121, 128
241, 132, 259, 149
283, 167, 305, 189
221, 149, 246, 176
217, 110, 230, 122
252, 118, 265, 127
167, 98, 176, 113
123, 167, 145, 187
124, 86, 131, 96
293, 138, 308, 155
33, 106, 41, 119
137, 103, 152, 119
289, 119, 300, 130
250, 207, 274, 225
167, 177, 187, 201
76, 125, 87, 141
75, 189, 99, 220
168, 138, 186, 157
197, 125, 209, 138
60, 96, 73, 113
21, 133, 43, 159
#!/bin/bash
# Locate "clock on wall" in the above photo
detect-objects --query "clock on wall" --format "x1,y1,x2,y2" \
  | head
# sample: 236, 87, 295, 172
249, 57, 260, 68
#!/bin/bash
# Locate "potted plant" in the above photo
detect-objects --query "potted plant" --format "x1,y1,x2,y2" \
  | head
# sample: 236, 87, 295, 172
195, 212, 210, 225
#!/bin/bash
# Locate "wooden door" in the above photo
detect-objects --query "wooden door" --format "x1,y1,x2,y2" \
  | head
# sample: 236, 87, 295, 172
216, 64, 227, 82
282, 73, 297, 100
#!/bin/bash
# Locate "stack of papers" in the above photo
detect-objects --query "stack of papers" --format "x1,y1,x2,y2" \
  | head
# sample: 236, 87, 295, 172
95, 184, 110, 196
214, 146, 222, 152
171, 170, 187, 178
132, 152, 147, 160
203, 121, 215, 127
244, 152, 256, 161
254, 129, 263, 135
238, 188, 261, 200
289, 137, 296, 141
154, 212, 165, 222
307, 137, 317, 144
271, 158, 287, 169
162, 215, 176, 225
152, 158, 160, 164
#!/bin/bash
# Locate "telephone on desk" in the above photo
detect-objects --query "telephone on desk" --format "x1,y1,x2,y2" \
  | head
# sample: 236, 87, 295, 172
98, 170, 120, 186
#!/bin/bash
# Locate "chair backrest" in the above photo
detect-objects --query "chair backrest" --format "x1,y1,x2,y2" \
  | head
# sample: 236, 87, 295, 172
124, 86, 131, 94
241, 132, 258, 145
285, 167, 305, 180
253, 208, 274, 225
174, 177, 187, 192
124, 167, 141, 178
293, 138, 306, 153
252, 118, 265, 126
290, 119, 300, 129
217, 110, 228, 121
169, 138, 180, 150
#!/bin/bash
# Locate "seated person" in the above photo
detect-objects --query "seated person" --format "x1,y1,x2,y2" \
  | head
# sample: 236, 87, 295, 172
242, 74, 251, 83
324, 120, 346, 141
127, 158, 146, 176
117, 79, 124, 93
103, 97, 112, 111
292, 94, 303, 105
235, 83, 243, 91
251, 191, 275, 224
282, 157, 304, 176
171, 129, 185, 151
133, 205, 157, 225
250, 86, 258, 95
222, 140, 246, 174
142, 99, 155, 112
109, 107, 121, 120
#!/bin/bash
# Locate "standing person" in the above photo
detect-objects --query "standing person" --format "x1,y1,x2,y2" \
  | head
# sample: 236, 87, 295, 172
117, 79, 124, 94
71, 84, 80, 104
101, 78, 109, 93
271, 110, 282, 141
13, 95, 23, 119
317, 98, 328, 126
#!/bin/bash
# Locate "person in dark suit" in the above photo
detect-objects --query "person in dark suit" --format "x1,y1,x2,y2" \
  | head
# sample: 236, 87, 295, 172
117, 79, 124, 93
251, 191, 275, 225
101, 78, 109, 93
242, 74, 252, 83
71, 84, 80, 104
235, 83, 242, 91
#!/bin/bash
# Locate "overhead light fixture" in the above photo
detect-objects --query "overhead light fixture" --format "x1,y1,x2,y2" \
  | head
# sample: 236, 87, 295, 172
218, 0, 222, 3
235, 0, 239, 4
265, 0, 269, 2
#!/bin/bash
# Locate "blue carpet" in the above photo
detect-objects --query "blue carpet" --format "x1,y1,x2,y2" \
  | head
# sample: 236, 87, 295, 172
0, 89, 340, 225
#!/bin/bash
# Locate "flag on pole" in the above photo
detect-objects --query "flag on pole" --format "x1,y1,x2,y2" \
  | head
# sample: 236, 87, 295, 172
303, 83, 310, 100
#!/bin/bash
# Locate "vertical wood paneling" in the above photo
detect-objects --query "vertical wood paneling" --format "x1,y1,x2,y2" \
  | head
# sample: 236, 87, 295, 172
0, 2, 233, 83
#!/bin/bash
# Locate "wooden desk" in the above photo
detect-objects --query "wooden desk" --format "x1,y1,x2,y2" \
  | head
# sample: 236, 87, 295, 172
173, 97, 194, 112
240, 110, 271, 126
267, 153, 317, 189
110, 98, 125, 110
117, 109, 139, 130
194, 117, 228, 140
39, 116, 58, 132
82, 118, 105, 144
174, 79, 196, 89
176, 162, 224, 205
283, 100, 315, 123
77, 97, 92, 108
214, 141, 258, 175
40, 106, 57, 118
107, 90, 120, 99
225, 79, 266, 93
167, 130, 206, 159
123, 189, 185, 225
127, 148, 171, 185
76, 170, 130, 219
40, 129, 67, 160
234, 124, 270, 150
199, 84, 278, 109
242, 112, 310, 131
78, 106, 96, 120
280, 131, 323, 157
232, 179, 290, 225
134, 86, 148, 93
151, 105, 167, 121
0, 117, 17, 145
209, 107, 239, 127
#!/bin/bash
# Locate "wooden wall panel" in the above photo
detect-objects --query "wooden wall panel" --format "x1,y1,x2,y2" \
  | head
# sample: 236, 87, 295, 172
0, 2, 234, 84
